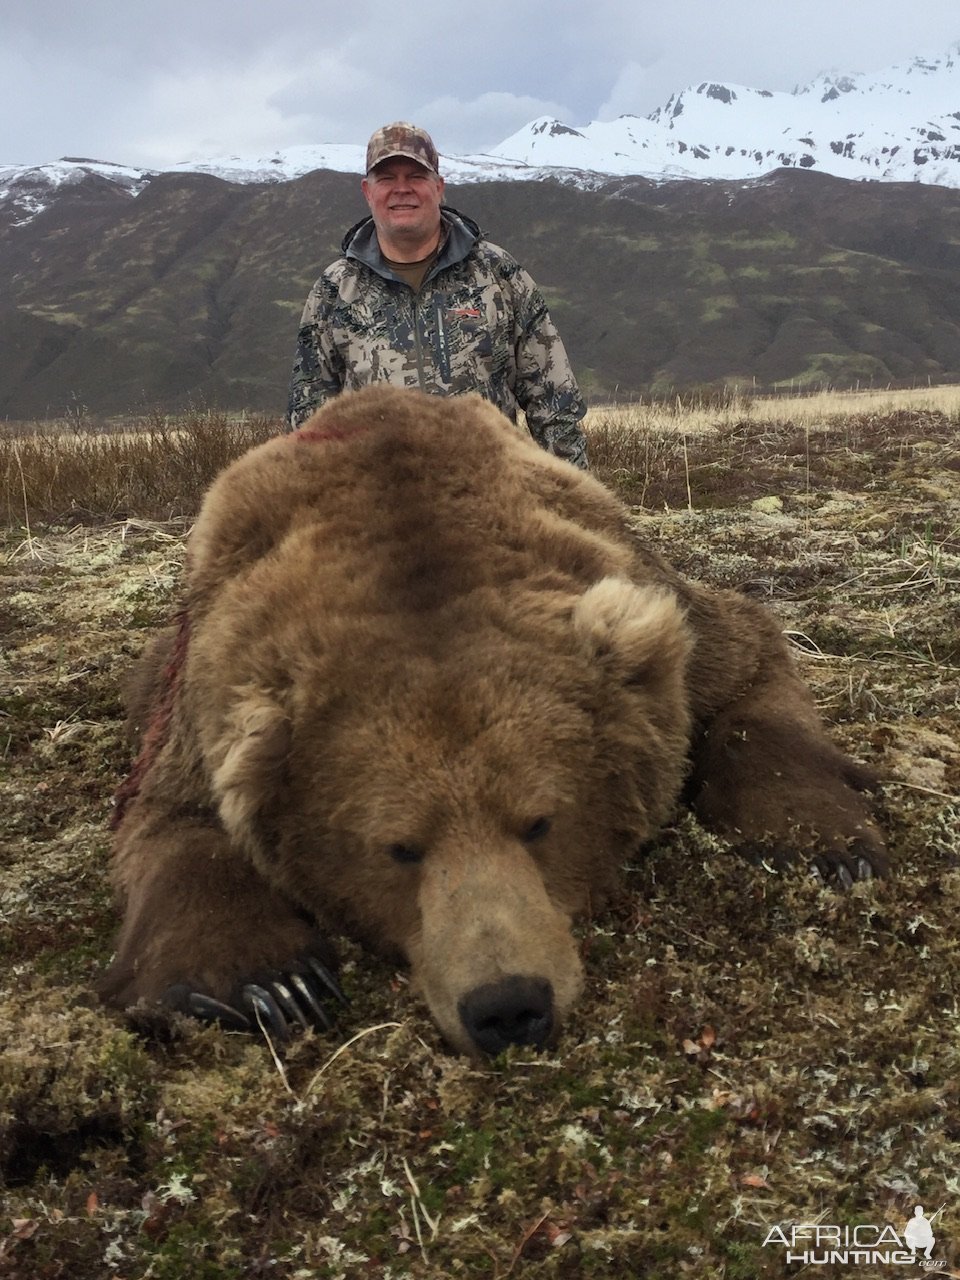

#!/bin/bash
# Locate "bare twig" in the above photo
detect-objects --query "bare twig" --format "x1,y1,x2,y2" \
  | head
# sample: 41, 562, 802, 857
251, 1004, 295, 1097
302, 1022, 402, 1098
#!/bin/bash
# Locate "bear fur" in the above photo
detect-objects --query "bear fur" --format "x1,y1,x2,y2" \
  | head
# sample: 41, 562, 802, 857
100, 386, 886, 1056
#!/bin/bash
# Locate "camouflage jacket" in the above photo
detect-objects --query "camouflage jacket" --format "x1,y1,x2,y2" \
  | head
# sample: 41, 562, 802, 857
287, 208, 588, 468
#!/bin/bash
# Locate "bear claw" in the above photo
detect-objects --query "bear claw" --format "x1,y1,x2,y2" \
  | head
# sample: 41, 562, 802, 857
182, 990, 252, 1032
241, 984, 291, 1039
262, 978, 312, 1032
239, 962, 347, 1039
810, 851, 879, 888
834, 863, 856, 891
305, 956, 350, 1008
163, 957, 346, 1040
288, 972, 335, 1029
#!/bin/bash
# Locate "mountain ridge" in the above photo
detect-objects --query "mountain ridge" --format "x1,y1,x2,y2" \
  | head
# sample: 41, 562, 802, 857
3, 41, 960, 230
3, 164, 960, 418
495, 44, 960, 185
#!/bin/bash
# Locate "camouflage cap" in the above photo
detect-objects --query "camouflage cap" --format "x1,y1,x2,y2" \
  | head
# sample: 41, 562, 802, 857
365, 122, 440, 174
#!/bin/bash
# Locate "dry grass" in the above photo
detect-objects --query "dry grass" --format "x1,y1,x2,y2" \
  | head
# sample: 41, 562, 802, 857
1, 392, 960, 1278
587, 382, 960, 436
2, 384, 955, 527
0, 409, 279, 525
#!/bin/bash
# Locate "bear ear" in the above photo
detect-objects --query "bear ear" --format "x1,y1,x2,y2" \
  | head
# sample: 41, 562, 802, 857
210, 691, 290, 856
572, 576, 691, 686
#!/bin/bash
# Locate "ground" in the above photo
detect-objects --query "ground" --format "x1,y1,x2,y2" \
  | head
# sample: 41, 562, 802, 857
1, 396, 959, 1278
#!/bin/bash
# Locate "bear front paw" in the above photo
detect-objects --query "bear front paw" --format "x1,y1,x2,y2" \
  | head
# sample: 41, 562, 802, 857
738, 831, 886, 887
808, 833, 887, 887
163, 955, 349, 1041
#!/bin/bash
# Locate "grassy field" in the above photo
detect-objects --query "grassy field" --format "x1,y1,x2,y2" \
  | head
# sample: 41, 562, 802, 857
587, 381, 960, 434
1, 391, 959, 1278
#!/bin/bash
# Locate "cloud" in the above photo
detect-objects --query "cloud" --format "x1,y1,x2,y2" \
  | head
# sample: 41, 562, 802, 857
268, 55, 417, 149
412, 93, 574, 154
596, 63, 665, 122
2, 1, 959, 166
133, 61, 312, 167
575, 0, 960, 118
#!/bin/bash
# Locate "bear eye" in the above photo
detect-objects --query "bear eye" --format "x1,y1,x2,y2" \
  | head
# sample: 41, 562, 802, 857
388, 842, 424, 865
522, 817, 552, 843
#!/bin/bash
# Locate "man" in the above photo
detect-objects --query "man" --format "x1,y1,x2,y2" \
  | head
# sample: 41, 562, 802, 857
287, 122, 589, 468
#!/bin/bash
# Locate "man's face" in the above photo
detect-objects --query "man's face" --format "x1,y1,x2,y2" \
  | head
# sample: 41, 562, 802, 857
361, 159, 445, 250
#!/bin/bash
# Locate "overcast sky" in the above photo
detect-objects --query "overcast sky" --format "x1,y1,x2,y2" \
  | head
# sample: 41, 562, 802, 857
4, 1, 959, 169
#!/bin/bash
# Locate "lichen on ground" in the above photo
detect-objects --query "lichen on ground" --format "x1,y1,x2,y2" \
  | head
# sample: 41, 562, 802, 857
1, 409, 958, 1278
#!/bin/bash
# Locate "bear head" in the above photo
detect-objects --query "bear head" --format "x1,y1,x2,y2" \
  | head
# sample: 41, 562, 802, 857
200, 573, 691, 1056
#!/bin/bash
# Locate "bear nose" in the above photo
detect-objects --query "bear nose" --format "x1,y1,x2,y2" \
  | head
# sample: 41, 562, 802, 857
457, 976, 554, 1055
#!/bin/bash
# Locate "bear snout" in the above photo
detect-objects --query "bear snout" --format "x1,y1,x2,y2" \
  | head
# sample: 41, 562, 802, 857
457, 975, 555, 1056
410, 838, 584, 1056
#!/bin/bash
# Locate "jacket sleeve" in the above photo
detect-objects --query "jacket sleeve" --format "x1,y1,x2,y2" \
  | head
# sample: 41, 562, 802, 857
286, 276, 346, 430
510, 268, 589, 470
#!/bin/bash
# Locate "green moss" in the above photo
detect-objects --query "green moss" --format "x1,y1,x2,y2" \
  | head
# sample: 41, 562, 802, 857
718, 1238, 767, 1278
677, 1104, 731, 1157
136, 1222, 247, 1280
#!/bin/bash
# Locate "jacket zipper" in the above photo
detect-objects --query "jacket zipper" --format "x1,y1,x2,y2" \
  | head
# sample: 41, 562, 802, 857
410, 289, 427, 392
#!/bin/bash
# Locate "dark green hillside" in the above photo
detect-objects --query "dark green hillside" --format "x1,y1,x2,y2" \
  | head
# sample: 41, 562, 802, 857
3, 166, 960, 416
1, 171, 363, 417
464, 171, 960, 396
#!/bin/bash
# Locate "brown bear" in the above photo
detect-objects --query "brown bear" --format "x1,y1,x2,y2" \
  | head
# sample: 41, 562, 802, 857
100, 386, 886, 1056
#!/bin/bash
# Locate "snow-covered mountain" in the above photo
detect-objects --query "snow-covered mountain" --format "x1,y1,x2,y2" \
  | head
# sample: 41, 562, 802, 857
0, 147, 558, 229
3, 43, 960, 227
492, 45, 960, 184
0, 158, 150, 227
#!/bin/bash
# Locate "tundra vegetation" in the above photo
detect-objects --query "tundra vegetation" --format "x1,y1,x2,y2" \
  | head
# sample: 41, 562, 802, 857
1, 386, 959, 1278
